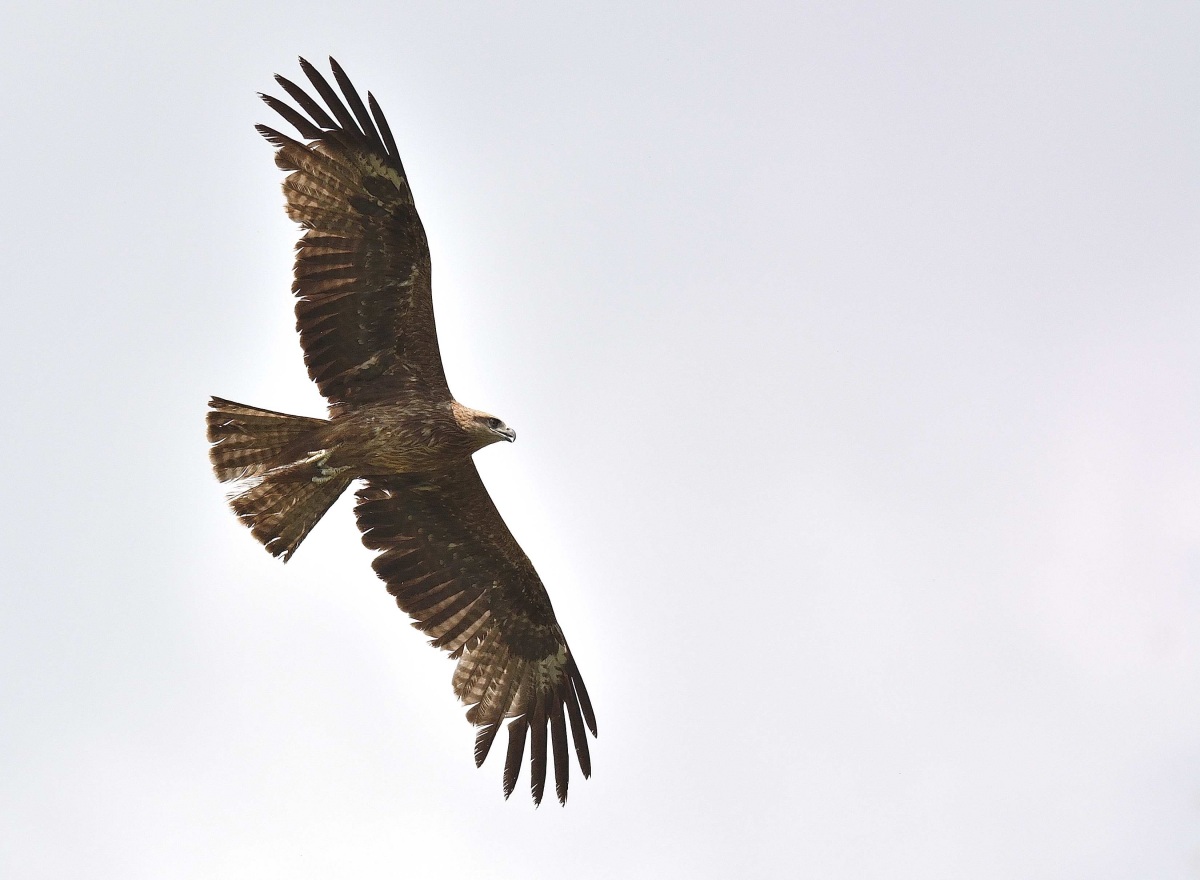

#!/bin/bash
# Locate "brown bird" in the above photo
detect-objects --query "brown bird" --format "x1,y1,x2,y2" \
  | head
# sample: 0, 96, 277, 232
207, 57, 595, 805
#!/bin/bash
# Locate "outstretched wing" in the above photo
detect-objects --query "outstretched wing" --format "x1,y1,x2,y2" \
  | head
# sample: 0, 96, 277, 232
257, 57, 449, 408
355, 464, 597, 805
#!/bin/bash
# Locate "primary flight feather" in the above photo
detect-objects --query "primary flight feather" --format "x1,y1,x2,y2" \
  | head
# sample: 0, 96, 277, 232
206, 57, 596, 805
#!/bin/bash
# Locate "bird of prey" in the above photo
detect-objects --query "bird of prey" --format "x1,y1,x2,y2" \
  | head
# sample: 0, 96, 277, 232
206, 57, 596, 805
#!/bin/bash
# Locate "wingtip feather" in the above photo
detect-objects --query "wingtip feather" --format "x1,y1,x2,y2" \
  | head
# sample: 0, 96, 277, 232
503, 717, 528, 801
551, 699, 570, 805
474, 721, 500, 768
530, 691, 549, 806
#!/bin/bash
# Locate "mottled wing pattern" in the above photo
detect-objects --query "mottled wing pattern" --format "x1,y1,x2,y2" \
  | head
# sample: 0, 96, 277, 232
355, 463, 597, 805
257, 57, 449, 408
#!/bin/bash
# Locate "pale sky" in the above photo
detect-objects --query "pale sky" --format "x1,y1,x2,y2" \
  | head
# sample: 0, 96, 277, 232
2, 2, 1199, 878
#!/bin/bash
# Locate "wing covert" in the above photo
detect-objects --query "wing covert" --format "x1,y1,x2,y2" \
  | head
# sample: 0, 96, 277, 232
258, 57, 449, 407
354, 463, 597, 805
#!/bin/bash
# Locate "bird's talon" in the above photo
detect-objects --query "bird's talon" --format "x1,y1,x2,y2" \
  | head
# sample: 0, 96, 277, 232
312, 464, 349, 485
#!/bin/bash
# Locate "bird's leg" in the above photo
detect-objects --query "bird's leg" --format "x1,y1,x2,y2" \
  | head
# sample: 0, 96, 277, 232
271, 449, 349, 484
312, 462, 350, 484
300, 450, 350, 484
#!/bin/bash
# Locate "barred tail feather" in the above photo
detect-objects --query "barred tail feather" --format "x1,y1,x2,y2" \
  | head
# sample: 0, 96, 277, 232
207, 396, 350, 560
229, 468, 352, 560
207, 396, 327, 481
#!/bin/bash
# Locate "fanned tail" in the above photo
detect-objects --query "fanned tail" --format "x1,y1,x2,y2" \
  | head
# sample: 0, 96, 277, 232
207, 396, 351, 560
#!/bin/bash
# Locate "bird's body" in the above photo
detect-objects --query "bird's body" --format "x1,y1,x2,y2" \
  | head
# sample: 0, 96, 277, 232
206, 58, 595, 805
322, 398, 509, 475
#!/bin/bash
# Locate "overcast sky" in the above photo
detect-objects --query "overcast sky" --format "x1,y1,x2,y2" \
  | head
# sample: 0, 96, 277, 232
2, 2, 1198, 878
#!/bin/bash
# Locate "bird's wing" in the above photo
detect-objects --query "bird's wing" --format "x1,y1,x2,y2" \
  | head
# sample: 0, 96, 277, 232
257, 57, 449, 408
355, 463, 597, 805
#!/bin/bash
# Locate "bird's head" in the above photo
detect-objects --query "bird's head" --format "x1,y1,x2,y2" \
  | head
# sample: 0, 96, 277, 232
454, 403, 516, 450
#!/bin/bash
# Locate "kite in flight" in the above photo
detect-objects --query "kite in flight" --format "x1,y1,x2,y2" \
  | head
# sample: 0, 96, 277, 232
206, 57, 596, 805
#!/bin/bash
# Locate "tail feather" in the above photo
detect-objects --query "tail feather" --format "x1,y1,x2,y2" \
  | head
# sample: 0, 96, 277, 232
207, 397, 351, 560
229, 466, 352, 560
207, 396, 327, 481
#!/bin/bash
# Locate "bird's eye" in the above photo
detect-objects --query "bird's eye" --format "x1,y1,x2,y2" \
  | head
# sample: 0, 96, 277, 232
486, 417, 502, 429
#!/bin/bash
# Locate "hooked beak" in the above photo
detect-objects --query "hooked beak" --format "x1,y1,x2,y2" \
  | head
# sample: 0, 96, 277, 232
499, 426, 516, 443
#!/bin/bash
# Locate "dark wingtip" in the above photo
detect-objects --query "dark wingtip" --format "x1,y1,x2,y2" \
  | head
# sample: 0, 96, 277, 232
367, 92, 400, 159
473, 721, 500, 768
328, 56, 385, 152
530, 692, 549, 806
295, 57, 318, 89
255, 123, 287, 147
273, 72, 336, 131
297, 56, 360, 137
568, 656, 598, 736
503, 717, 528, 801
550, 698, 569, 805
260, 92, 323, 140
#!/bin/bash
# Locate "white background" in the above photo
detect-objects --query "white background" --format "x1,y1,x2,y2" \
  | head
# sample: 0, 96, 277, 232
2, 2, 1198, 877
